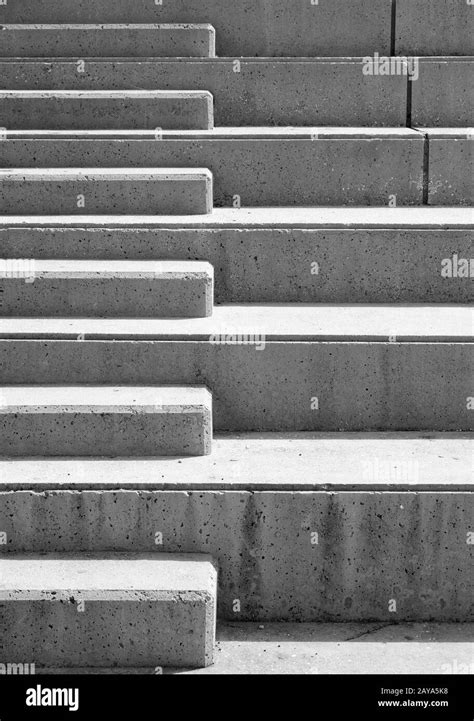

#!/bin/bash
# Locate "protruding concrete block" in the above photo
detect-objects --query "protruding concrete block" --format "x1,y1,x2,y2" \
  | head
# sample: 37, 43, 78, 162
0, 168, 214, 215
396, 0, 474, 55
0, 90, 214, 130
0, 553, 217, 667
0, 385, 213, 456
0, 1, 393, 56
0, 129, 424, 207
0, 260, 214, 317
0, 23, 216, 57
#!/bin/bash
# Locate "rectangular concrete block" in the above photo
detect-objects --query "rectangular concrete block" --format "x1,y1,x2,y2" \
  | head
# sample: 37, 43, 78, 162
0, 59, 407, 127
412, 59, 474, 127
0, 209, 472, 304
0, 553, 217, 667
0, 168, 214, 215
396, 0, 474, 55
0, 385, 213, 456
0, 486, 470, 622
422, 129, 473, 206
0, 306, 471, 432
0, 23, 216, 57
0, 129, 424, 206
0, 90, 214, 130
0, 260, 214, 318
0, 1, 393, 56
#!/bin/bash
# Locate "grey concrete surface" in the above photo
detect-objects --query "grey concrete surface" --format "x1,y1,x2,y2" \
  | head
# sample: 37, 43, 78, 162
0, 211, 471, 303
0, 23, 216, 57
0, 129, 425, 206
34, 623, 474, 675
0, 59, 408, 127
0, 553, 217, 667
396, 0, 474, 56
0, 260, 214, 317
0, 306, 471, 432
0, 0, 393, 57
0, 168, 214, 215
0, 433, 471, 491
0, 90, 214, 130
0, 490, 471, 621
420, 130, 473, 207
413, 59, 474, 127
0, 385, 213, 456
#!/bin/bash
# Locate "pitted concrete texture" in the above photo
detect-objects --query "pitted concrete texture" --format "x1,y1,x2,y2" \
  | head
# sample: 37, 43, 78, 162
0, 490, 471, 621
0, 260, 214, 318
0, 168, 214, 215
0, 59, 408, 127
0, 23, 216, 57
0, 306, 471, 431
421, 130, 473, 207
396, 0, 474, 55
0, 0, 393, 57
0, 385, 213, 456
0, 553, 217, 667
0, 433, 470, 491
35, 623, 474, 675
413, 60, 474, 127
0, 128, 425, 206
0, 210, 471, 303
0, 90, 214, 130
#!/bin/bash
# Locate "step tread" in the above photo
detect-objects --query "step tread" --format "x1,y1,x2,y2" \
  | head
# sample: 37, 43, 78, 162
0, 553, 216, 595
0, 168, 212, 180
0, 305, 470, 341
1, 207, 472, 229
0, 385, 211, 411
0, 259, 213, 277
0, 433, 470, 491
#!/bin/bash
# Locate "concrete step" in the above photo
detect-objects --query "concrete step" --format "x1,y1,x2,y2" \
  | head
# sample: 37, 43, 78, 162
0, 260, 214, 318
0, 209, 471, 304
396, 0, 474, 55
418, 129, 473, 207
0, 129, 424, 206
0, 168, 213, 214
0, 433, 471, 621
0, 58, 408, 127
412, 59, 473, 127
0, 305, 471, 432
0, 23, 216, 57
0, 385, 213, 456
0, 90, 214, 130
0, 0, 393, 57
0, 553, 217, 667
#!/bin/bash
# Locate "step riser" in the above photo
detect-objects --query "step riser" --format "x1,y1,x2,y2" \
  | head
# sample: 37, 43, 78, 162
1, 227, 471, 304
0, 0, 393, 56
0, 172, 213, 215
0, 25, 216, 58
396, 0, 474, 55
0, 554, 217, 667
0, 138, 425, 206
0, 490, 471, 621
0, 60, 408, 127
428, 138, 473, 207
0, 341, 471, 432
0, 270, 214, 318
0, 93, 214, 130
2, 59, 472, 128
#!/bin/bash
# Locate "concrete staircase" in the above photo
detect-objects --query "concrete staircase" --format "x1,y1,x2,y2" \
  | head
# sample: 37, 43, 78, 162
0, 0, 472, 671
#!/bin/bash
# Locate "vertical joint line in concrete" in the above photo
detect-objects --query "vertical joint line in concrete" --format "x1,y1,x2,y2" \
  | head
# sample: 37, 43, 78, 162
390, 0, 397, 56
406, 68, 413, 127
422, 133, 430, 205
